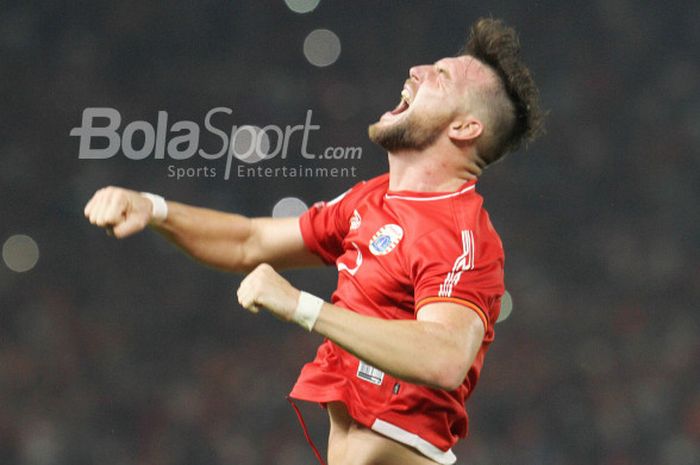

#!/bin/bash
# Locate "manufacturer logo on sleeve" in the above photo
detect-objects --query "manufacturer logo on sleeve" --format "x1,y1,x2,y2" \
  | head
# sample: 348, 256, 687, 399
350, 209, 362, 231
369, 224, 403, 256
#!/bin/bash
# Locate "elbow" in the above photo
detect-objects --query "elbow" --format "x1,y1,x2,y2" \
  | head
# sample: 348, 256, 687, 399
236, 239, 263, 273
429, 316, 485, 391
237, 254, 260, 273
436, 371, 468, 392
429, 358, 469, 391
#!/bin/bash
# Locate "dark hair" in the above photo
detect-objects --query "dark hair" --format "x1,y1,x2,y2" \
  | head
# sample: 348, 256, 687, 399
462, 18, 544, 163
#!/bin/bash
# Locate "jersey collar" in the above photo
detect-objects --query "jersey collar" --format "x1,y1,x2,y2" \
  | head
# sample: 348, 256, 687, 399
384, 180, 477, 201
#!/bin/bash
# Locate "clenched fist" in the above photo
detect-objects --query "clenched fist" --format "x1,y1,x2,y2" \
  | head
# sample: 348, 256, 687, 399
84, 186, 153, 238
237, 263, 300, 320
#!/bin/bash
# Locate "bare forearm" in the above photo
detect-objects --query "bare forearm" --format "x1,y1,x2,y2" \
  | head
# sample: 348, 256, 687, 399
85, 187, 318, 272
313, 303, 474, 390
153, 202, 320, 272
154, 201, 254, 272
235, 265, 484, 390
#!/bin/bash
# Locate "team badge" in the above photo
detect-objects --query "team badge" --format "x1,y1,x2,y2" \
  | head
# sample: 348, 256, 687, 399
369, 224, 404, 256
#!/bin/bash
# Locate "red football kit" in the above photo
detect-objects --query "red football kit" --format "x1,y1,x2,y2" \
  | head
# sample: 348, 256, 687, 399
290, 173, 505, 464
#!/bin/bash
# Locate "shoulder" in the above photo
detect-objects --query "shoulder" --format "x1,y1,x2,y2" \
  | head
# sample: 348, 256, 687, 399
448, 190, 504, 262
402, 189, 504, 264
389, 184, 491, 237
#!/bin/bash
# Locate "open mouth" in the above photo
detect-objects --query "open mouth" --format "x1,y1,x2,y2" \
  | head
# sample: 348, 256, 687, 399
390, 88, 412, 115
382, 87, 413, 118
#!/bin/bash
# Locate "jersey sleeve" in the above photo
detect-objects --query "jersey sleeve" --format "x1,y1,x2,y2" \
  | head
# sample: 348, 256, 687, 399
298, 185, 359, 265
411, 228, 505, 331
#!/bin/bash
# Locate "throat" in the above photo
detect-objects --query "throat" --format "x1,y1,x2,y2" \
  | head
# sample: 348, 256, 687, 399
385, 126, 486, 191
388, 151, 472, 193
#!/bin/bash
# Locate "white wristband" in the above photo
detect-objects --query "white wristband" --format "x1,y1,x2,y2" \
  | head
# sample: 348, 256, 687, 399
293, 291, 324, 331
140, 192, 168, 224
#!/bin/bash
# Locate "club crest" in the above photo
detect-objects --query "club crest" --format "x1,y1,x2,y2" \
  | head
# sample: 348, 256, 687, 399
369, 224, 404, 256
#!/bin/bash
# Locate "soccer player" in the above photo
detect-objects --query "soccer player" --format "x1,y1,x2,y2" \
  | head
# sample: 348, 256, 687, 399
84, 18, 543, 465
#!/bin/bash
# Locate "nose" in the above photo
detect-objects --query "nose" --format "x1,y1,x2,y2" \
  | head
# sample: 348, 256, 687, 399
409, 64, 430, 83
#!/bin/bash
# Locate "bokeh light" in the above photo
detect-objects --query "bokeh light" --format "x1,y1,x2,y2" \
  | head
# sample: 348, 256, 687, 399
230, 125, 272, 164
303, 29, 341, 67
272, 197, 308, 217
284, 0, 320, 14
496, 289, 513, 323
2, 234, 40, 272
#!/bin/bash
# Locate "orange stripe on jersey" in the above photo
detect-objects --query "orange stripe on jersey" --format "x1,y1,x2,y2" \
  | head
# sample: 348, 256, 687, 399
415, 296, 489, 330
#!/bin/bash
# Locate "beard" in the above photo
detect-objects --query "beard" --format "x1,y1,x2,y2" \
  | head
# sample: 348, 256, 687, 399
368, 109, 453, 152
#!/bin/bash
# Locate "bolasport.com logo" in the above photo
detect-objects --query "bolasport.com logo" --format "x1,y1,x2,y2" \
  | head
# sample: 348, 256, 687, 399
70, 107, 361, 180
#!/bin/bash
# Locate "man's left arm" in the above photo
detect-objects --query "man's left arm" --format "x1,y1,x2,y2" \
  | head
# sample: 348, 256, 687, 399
236, 264, 485, 391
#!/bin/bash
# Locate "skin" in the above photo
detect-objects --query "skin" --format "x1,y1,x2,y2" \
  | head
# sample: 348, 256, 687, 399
370, 55, 496, 192
84, 54, 498, 465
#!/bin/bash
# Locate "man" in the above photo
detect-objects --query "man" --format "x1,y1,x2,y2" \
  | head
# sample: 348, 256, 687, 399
85, 18, 543, 465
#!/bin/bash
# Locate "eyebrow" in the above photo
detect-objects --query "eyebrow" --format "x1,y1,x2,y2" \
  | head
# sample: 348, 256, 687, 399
434, 61, 452, 79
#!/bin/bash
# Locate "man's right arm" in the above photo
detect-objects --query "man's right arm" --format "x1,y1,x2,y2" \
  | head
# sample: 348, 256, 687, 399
84, 186, 323, 273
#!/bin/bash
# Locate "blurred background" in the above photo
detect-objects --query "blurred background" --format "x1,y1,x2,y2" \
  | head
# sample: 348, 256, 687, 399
1, 1, 699, 464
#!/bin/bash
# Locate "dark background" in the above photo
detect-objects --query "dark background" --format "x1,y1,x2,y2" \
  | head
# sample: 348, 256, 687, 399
1, 1, 699, 464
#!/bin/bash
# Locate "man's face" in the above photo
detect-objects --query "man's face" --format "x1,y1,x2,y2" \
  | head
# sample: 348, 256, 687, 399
368, 55, 493, 152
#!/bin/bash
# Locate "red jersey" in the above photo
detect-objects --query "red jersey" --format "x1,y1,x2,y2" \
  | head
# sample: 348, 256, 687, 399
290, 173, 504, 464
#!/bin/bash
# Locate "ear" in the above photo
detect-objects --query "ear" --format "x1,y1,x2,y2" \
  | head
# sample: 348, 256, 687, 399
447, 117, 483, 142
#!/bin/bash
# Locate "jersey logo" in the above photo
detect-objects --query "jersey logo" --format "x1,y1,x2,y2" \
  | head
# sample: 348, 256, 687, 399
369, 224, 404, 256
337, 241, 363, 276
350, 209, 361, 231
438, 230, 475, 297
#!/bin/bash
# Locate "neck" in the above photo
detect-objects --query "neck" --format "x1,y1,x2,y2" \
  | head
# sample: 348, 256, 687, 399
387, 142, 484, 192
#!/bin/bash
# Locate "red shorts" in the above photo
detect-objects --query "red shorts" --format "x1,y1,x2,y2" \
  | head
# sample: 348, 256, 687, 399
290, 340, 466, 465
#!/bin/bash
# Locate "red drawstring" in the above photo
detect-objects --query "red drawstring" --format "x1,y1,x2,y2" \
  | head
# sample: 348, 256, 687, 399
287, 397, 327, 465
